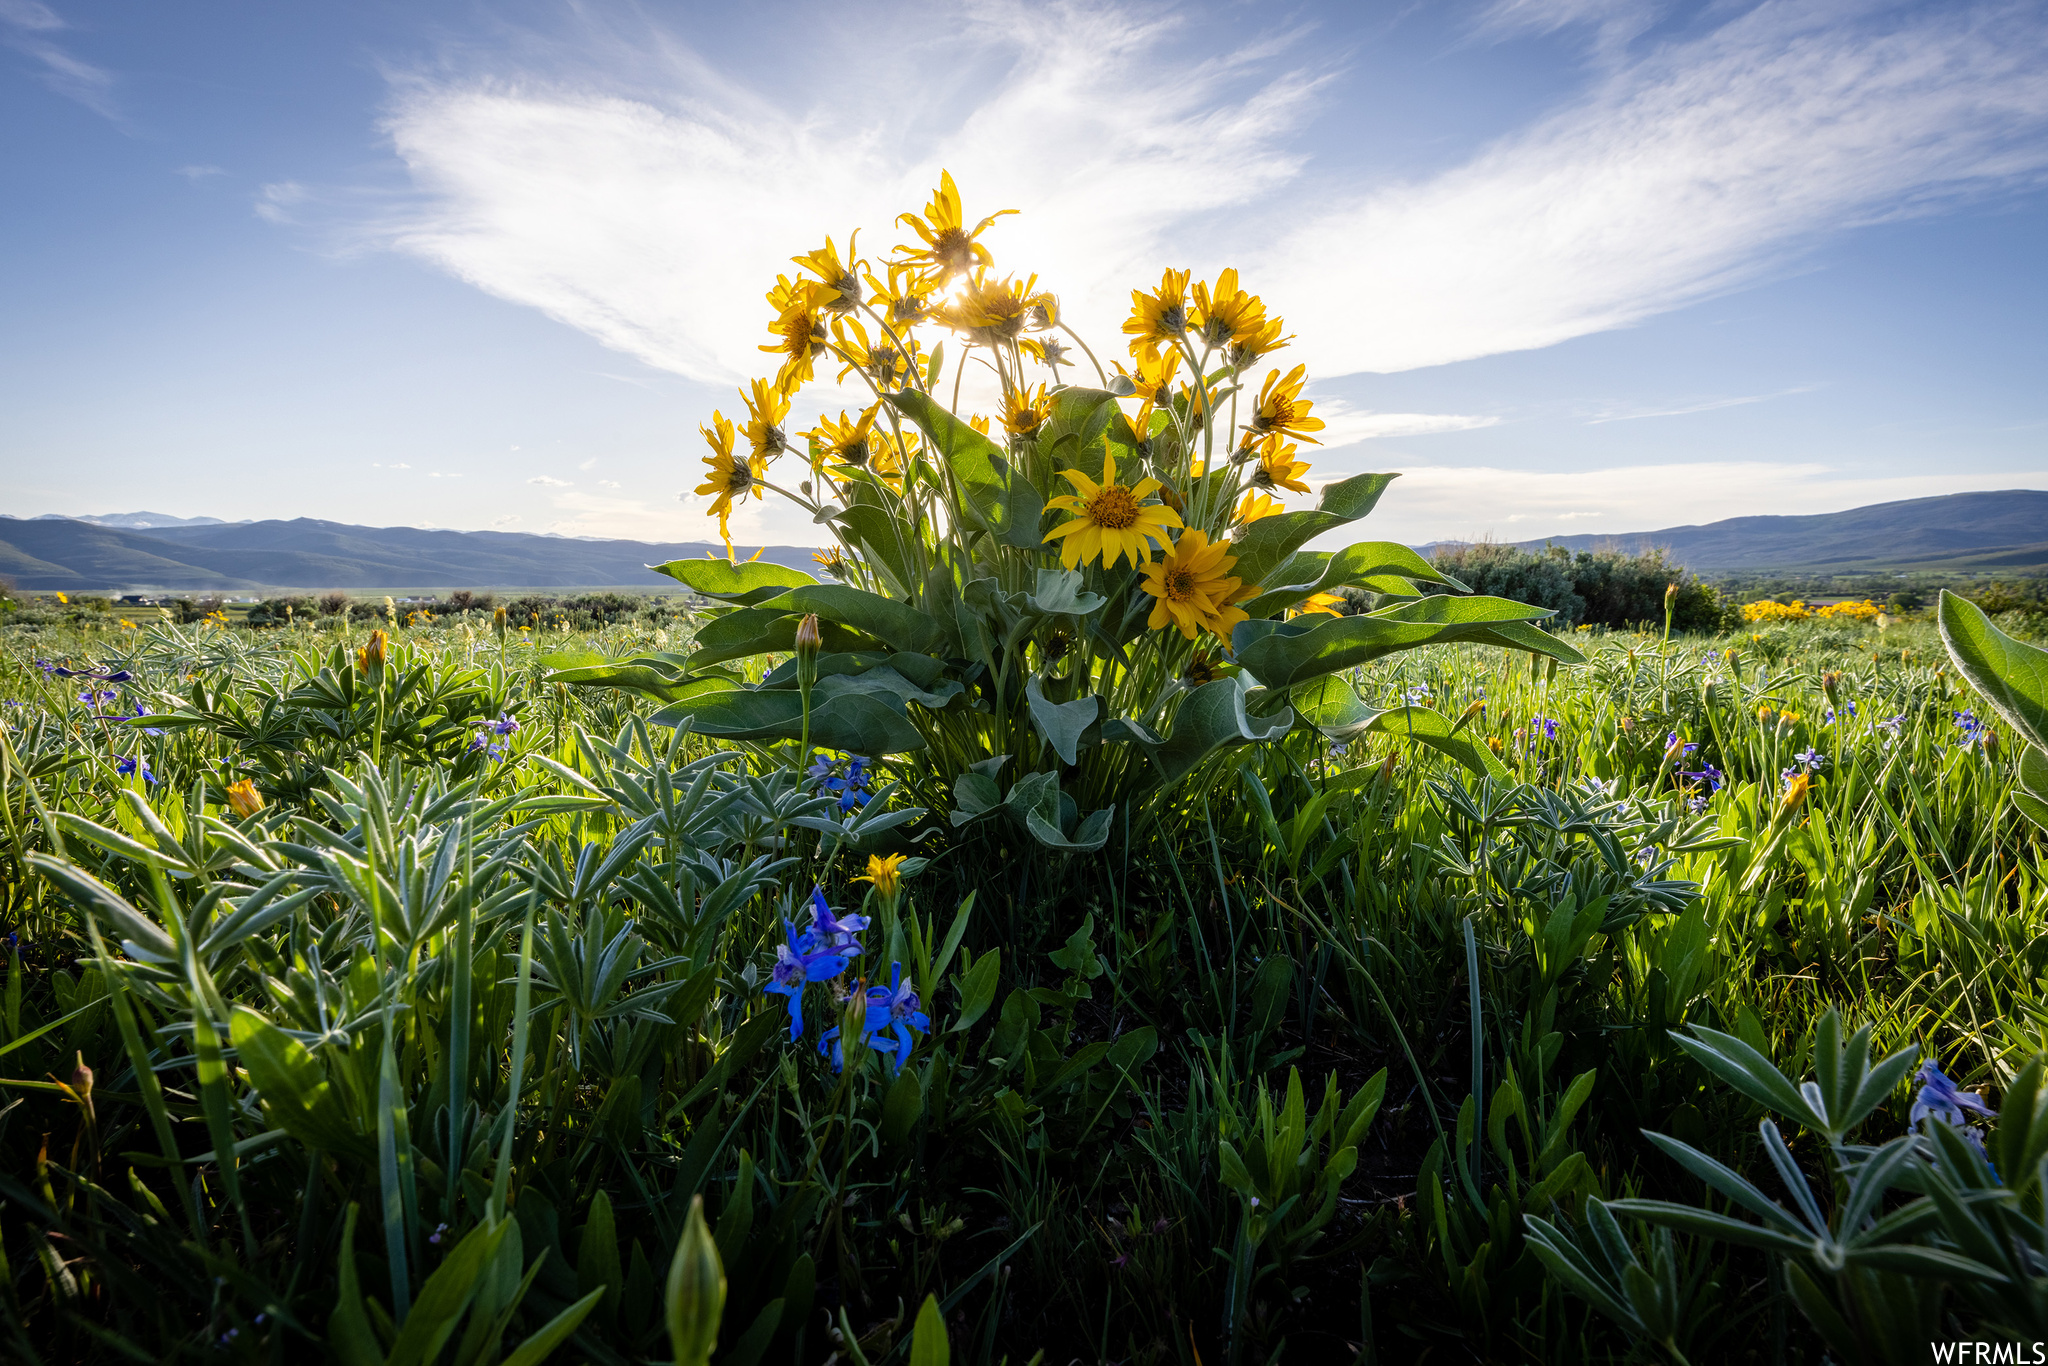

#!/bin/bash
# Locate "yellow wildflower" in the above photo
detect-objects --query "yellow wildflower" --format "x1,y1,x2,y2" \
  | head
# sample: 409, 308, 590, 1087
935, 270, 1056, 347
832, 316, 922, 391
1190, 268, 1277, 353
1123, 268, 1190, 357
854, 852, 909, 900
1018, 336, 1071, 369
968, 414, 992, 437
695, 412, 764, 545
1233, 491, 1284, 525
864, 260, 935, 331
54, 591, 68, 604
807, 407, 882, 478
895, 170, 1015, 286
1044, 446, 1182, 570
790, 232, 862, 313
1114, 346, 1181, 438
1781, 771, 1811, 814
1243, 365, 1324, 446
356, 628, 388, 672
760, 276, 829, 391
1247, 435, 1313, 494
1139, 529, 1249, 640
1288, 592, 1345, 618
225, 779, 265, 819
1000, 383, 1056, 439
740, 378, 792, 462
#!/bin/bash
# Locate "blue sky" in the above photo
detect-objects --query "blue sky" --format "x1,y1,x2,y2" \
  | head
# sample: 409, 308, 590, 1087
2, 0, 2045, 548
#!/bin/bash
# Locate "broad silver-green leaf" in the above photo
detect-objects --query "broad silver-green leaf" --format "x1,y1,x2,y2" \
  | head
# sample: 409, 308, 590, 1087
649, 679, 926, 753
1228, 472, 1401, 590
1236, 540, 1465, 618
754, 584, 954, 656
888, 390, 1042, 547
1939, 589, 2048, 752
1107, 675, 1294, 790
1025, 677, 1102, 765
1233, 595, 1582, 688
650, 557, 819, 605
1290, 681, 1508, 781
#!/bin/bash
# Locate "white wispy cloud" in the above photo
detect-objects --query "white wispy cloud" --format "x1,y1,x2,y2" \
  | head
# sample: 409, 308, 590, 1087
255, 182, 310, 224
175, 164, 227, 181
1317, 401, 1503, 443
1272, 0, 2048, 373
375, 0, 1321, 386
527, 475, 571, 486
1585, 386, 1817, 424
3, 0, 118, 123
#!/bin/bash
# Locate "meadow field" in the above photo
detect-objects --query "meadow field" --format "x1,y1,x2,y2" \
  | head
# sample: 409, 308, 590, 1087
0, 602, 2042, 1365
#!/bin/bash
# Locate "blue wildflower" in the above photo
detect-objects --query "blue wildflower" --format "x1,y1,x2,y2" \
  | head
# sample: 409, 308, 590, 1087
40, 662, 133, 683
1825, 701, 1857, 724
818, 961, 928, 1075
1911, 1061, 1996, 1128
122, 700, 165, 736
1793, 747, 1824, 770
1677, 762, 1724, 793
762, 891, 867, 1042
117, 755, 156, 785
807, 752, 874, 812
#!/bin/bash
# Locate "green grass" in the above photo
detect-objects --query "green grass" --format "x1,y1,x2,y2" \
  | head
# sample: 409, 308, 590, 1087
0, 611, 2037, 1364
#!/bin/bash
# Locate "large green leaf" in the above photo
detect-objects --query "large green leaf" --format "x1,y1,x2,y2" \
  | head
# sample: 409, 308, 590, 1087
648, 679, 926, 753
1037, 387, 1120, 471
230, 1006, 375, 1163
814, 665, 965, 712
888, 390, 1043, 547
1106, 675, 1294, 790
1228, 473, 1401, 590
1233, 595, 1582, 688
686, 608, 878, 670
545, 652, 697, 699
1291, 680, 1509, 781
832, 500, 916, 597
1026, 677, 1101, 765
1236, 540, 1465, 618
651, 557, 819, 605
1939, 589, 2048, 751
755, 585, 954, 656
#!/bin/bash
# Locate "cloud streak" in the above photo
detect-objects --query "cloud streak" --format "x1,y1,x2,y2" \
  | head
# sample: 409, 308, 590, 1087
1273, 0, 2048, 372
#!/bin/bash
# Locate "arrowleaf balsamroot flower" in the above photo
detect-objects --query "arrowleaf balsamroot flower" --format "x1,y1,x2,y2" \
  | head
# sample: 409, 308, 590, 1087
1123, 267, 1191, 358
740, 377, 792, 462
895, 170, 1014, 287
762, 276, 830, 390
1000, 383, 1055, 439
1044, 447, 1182, 570
224, 779, 264, 819
790, 232, 862, 313
356, 629, 388, 673
1140, 529, 1250, 641
1246, 435, 1312, 495
1243, 364, 1325, 446
695, 412, 764, 548
808, 407, 880, 476
936, 270, 1055, 347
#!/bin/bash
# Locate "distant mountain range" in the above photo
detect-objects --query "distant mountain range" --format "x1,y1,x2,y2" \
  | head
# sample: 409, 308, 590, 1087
1425, 490, 2048, 573
3, 489, 2042, 591
0, 516, 816, 591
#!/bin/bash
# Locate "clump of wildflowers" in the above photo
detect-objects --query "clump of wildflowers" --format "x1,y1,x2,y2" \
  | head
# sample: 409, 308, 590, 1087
1910, 1061, 1998, 1176
806, 752, 873, 812
818, 962, 929, 1074
117, 755, 155, 785
763, 888, 869, 1042
467, 713, 518, 760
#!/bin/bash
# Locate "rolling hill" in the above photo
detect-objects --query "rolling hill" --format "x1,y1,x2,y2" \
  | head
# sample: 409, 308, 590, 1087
4, 488, 2043, 591
0, 516, 817, 591
1427, 490, 2048, 572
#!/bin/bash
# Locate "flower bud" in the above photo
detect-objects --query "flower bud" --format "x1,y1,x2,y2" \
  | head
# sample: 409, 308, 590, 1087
225, 779, 265, 819
794, 612, 822, 660
1780, 771, 1811, 814
665, 1195, 725, 1366
356, 628, 388, 673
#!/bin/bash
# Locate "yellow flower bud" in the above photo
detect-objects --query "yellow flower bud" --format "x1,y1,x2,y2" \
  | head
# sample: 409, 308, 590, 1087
225, 779, 265, 819
794, 612, 822, 658
1780, 771, 1811, 814
356, 628, 388, 673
